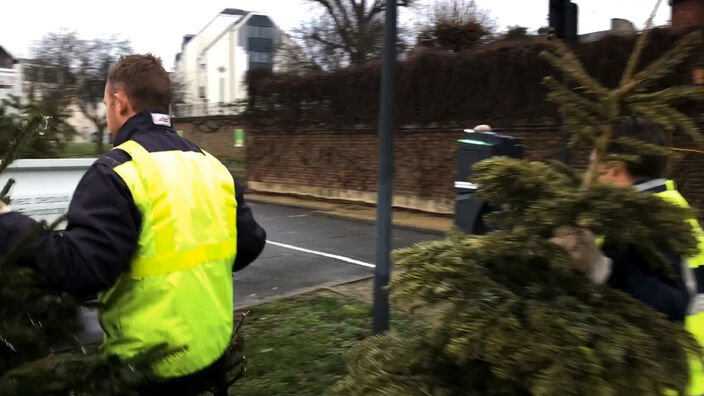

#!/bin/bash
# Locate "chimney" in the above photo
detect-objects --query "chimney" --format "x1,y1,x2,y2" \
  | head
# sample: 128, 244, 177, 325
610, 18, 636, 33
671, 0, 704, 30
182, 35, 195, 49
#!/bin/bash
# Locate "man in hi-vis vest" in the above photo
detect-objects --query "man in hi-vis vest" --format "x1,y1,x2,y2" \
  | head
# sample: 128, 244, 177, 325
0, 54, 267, 395
550, 116, 704, 394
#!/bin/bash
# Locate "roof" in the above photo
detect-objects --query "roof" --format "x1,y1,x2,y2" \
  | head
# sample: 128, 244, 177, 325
182, 34, 195, 49
199, 12, 283, 57
17, 58, 53, 66
0, 46, 15, 62
199, 13, 251, 55
192, 8, 250, 40
221, 8, 248, 15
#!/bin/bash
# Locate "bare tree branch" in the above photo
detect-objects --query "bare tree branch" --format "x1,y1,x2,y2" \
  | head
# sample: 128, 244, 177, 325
296, 0, 414, 69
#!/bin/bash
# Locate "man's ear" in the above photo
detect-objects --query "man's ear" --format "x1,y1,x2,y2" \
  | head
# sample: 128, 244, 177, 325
114, 90, 131, 116
610, 161, 628, 178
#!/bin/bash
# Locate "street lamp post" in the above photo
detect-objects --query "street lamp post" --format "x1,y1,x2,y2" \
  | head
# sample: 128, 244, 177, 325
372, 0, 398, 335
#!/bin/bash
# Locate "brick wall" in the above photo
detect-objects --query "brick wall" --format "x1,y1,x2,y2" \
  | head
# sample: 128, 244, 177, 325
672, 0, 704, 30
243, 126, 601, 199
173, 116, 245, 158
246, 128, 704, 217
173, 117, 704, 217
247, 129, 462, 201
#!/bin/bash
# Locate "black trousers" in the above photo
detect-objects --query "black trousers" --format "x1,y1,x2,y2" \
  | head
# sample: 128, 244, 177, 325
138, 354, 226, 396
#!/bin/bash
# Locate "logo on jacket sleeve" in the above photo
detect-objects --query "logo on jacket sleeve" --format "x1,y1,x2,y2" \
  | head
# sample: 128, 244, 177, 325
151, 113, 172, 127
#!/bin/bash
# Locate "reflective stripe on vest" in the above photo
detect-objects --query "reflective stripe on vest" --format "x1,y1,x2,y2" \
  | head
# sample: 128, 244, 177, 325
654, 180, 704, 396
98, 140, 238, 378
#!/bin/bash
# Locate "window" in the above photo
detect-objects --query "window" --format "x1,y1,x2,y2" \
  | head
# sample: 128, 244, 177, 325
198, 86, 206, 99
24, 66, 37, 82
43, 68, 58, 84
250, 52, 271, 63
248, 26, 274, 39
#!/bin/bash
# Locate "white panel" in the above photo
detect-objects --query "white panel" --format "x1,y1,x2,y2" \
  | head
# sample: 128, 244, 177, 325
1, 158, 96, 227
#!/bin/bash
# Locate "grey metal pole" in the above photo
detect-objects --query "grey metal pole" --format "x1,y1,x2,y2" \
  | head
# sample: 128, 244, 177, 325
372, 0, 397, 335
559, 126, 570, 164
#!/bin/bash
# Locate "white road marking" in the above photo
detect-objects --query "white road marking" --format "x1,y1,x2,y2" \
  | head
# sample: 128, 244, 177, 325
266, 240, 376, 268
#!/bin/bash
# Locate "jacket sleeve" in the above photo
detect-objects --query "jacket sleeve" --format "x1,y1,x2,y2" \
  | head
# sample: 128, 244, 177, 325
233, 182, 266, 272
0, 158, 141, 298
605, 245, 690, 322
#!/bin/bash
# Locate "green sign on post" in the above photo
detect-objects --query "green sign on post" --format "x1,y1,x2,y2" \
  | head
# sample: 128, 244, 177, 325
234, 129, 244, 147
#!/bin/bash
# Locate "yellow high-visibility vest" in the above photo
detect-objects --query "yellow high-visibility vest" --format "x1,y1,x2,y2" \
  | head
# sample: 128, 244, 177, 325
654, 180, 704, 395
98, 140, 238, 378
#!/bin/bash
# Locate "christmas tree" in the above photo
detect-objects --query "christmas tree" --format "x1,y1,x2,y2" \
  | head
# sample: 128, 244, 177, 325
333, 2, 704, 395
0, 101, 246, 395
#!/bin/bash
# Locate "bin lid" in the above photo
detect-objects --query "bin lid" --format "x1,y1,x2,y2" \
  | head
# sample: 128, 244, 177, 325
458, 138, 493, 146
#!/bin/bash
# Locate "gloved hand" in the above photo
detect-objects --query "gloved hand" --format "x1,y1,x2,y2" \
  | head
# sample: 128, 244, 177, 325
549, 226, 612, 284
0, 201, 11, 214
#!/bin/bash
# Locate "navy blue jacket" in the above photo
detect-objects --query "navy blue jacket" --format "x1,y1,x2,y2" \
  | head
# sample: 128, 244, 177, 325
469, 179, 690, 322
602, 179, 690, 322
0, 111, 267, 298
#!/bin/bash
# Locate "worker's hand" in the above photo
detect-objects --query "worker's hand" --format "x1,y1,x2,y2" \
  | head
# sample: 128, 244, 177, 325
549, 226, 611, 284
0, 201, 11, 214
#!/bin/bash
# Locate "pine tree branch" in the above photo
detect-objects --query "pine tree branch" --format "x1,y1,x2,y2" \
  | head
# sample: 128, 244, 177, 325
627, 86, 704, 103
618, 30, 702, 97
543, 76, 604, 116
0, 124, 38, 175
584, 124, 613, 188
551, 99, 603, 133
629, 102, 704, 147
671, 147, 704, 155
627, 102, 667, 126
618, 0, 663, 87
540, 42, 610, 98
0, 179, 15, 204
612, 136, 677, 157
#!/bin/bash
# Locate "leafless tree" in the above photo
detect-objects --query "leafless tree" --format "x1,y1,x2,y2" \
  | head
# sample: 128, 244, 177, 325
33, 31, 132, 153
415, 0, 496, 52
295, 0, 415, 70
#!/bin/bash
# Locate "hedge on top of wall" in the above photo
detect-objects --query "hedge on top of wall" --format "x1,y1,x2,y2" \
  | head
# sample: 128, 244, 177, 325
245, 28, 698, 130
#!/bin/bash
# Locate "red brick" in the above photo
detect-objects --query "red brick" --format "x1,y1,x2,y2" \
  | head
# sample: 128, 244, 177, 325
175, 118, 704, 219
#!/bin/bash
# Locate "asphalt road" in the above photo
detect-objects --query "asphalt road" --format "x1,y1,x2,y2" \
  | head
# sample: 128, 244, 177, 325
77, 201, 441, 342
234, 201, 441, 308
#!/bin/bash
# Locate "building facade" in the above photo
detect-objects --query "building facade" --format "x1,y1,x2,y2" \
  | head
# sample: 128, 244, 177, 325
0, 54, 108, 144
0, 47, 22, 105
173, 8, 291, 117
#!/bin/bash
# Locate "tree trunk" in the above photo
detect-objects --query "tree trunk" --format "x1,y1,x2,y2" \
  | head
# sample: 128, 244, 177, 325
94, 121, 108, 155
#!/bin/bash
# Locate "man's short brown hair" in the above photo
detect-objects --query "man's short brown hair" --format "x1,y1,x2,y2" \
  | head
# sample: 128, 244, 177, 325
108, 54, 170, 114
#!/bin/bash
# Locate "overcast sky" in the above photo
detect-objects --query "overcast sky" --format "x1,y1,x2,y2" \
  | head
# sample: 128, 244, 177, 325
1, 0, 671, 71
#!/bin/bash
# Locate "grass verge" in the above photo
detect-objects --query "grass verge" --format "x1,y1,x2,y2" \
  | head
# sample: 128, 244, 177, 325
59, 143, 102, 158
230, 292, 426, 395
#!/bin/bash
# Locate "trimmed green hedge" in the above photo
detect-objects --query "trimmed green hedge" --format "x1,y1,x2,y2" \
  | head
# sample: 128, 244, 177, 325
246, 28, 697, 130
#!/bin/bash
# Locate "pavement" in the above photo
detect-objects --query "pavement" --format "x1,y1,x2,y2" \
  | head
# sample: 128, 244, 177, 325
246, 193, 453, 234
77, 197, 446, 342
